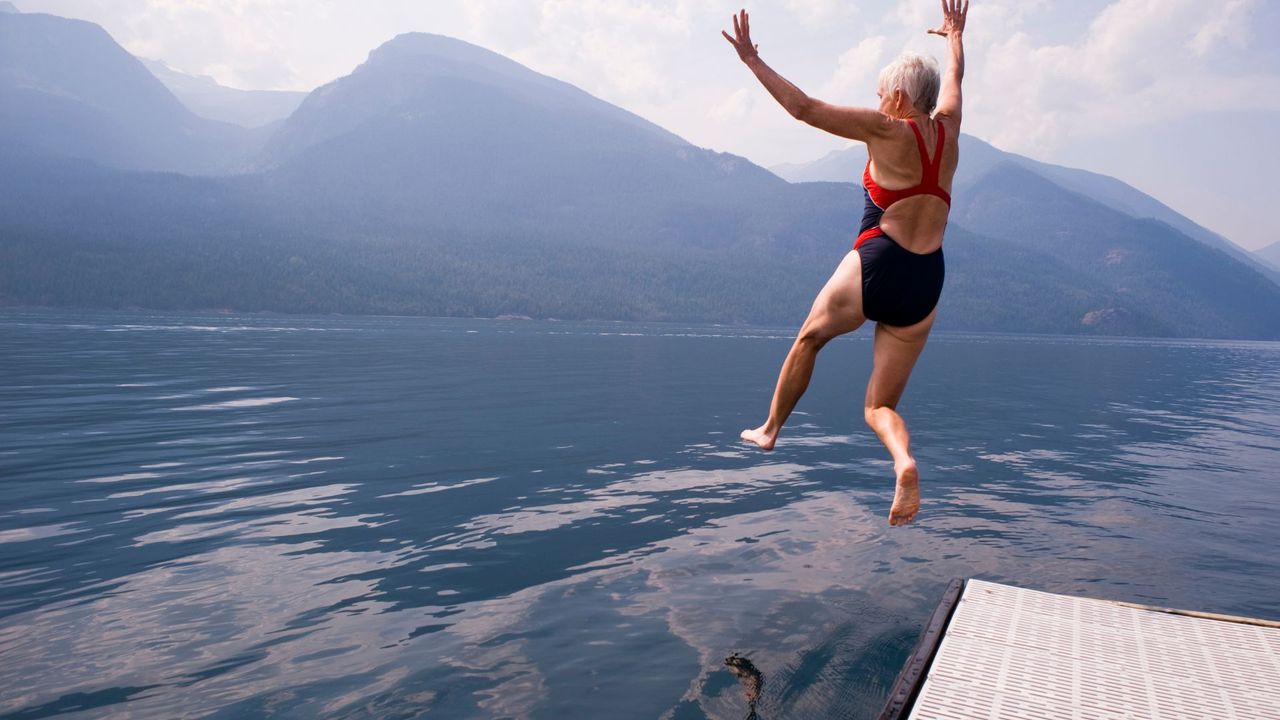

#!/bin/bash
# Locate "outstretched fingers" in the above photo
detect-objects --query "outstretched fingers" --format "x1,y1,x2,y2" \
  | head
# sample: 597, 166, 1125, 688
927, 0, 968, 36
724, 9, 758, 60
724, 11, 742, 51
928, 0, 948, 35
734, 9, 751, 44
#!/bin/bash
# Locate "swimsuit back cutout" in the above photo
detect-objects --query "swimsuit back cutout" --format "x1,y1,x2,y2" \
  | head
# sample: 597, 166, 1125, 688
856, 119, 950, 249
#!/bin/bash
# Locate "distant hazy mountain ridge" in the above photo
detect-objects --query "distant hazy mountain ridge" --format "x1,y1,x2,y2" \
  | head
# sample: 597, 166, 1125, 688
0, 10, 260, 173
953, 162, 1279, 338
1, 12, 1277, 338
141, 59, 305, 129
1255, 241, 1280, 271
772, 136, 1279, 283
257, 32, 689, 170
246, 31, 810, 258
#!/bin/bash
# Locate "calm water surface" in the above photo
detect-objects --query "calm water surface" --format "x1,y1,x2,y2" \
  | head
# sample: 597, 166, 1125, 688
1, 311, 1278, 719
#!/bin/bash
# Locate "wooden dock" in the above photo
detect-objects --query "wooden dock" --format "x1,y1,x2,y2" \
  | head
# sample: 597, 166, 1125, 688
880, 579, 1280, 719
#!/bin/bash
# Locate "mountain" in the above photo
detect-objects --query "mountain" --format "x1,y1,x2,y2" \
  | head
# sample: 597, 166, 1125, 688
0, 146, 841, 321
953, 163, 1280, 338
771, 148, 861, 184
1, 21, 1277, 338
0, 147, 1114, 331
0, 3, 19, 14
0, 11, 260, 174
258, 33, 686, 167
141, 58, 306, 129
246, 32, 848, 260
1255, 241, 1280, 271
771, 136, 1280, 284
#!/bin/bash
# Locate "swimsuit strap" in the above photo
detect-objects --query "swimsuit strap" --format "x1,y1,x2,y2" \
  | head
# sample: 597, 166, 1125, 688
905, 119, 945, 182
931, 121, 946, 181
905, 118, 951, 205
906, 119, 931, 170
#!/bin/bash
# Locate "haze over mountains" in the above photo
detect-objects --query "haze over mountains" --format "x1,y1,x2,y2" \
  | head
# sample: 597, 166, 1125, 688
772, 138, 1280, 285
0, 10, 267, 173
141, 58, 306, 130
1256, 242, 1280, 271
2, 7, 1278, 339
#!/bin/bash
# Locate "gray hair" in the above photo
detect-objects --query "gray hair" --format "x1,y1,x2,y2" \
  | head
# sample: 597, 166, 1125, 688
878, 53, 941, 114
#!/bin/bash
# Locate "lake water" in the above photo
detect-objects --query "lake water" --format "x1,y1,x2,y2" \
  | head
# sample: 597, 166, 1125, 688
1, 311, 1278, 719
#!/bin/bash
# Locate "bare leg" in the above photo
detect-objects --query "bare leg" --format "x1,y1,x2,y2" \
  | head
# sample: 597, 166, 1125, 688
742, 250, 866, 450
864, 312, 935, 525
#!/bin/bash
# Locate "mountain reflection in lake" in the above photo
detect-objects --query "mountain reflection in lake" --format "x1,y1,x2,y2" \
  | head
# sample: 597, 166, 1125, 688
1, 312, 1277, 719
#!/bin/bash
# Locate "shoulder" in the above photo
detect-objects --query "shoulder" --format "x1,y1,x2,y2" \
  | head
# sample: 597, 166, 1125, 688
933, 111, 961, 136
868, 118, 917, 153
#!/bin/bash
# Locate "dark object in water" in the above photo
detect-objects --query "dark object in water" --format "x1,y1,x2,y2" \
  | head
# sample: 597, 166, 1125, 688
724, 652, 765, 720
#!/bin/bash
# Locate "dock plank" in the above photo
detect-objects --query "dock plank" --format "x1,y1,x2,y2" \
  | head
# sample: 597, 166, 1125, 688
905, 580, 1280, 720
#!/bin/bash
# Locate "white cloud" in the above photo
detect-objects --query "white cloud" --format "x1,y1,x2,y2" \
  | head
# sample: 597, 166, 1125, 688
448, 0, 712, 118
1190, 0, 1253, 57
122, 0, 312, 89
707, 86, 756, 124
891, 0, 934, 34
783, 0, 861, 30
961, 0, 1273, 156
819, 35, 888, 103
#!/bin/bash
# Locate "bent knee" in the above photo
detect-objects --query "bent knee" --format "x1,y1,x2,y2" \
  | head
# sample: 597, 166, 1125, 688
864, 404, 895, 426
797, 323, 835, 348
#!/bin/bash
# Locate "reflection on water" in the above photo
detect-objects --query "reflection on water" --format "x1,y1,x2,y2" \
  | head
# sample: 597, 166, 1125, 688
1, 311, 1278, 719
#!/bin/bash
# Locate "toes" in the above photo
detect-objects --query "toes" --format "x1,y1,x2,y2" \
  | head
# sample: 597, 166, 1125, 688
888, 510, 918, 526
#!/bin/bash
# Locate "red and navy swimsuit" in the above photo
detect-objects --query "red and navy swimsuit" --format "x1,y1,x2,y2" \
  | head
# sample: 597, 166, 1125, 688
854, 119, 949, 327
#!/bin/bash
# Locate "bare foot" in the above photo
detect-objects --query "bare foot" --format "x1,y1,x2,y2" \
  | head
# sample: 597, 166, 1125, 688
740, 424, 777, 451
889, 460, 920, 526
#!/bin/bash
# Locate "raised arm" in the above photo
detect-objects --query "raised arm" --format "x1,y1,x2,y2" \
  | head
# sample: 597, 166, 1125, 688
928, 0, 968, 123
722, 10, 893, 143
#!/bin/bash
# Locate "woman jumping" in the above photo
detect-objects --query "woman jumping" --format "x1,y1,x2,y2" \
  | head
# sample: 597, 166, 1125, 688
723, 1, 969, 526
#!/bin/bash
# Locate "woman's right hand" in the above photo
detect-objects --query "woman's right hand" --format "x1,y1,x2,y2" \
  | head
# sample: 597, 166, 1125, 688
721, 9, 759, 62
928, 0, 969, 38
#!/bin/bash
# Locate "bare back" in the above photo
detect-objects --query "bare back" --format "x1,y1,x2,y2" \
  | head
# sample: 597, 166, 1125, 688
865, 115, 959, 254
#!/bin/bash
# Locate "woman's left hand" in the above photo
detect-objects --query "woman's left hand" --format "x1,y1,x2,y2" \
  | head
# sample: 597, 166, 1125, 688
928, 0, 969, 37
721, 9, 759, 62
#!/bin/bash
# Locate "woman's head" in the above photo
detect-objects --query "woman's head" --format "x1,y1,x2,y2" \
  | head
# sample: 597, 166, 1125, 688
877, 53, 941, 117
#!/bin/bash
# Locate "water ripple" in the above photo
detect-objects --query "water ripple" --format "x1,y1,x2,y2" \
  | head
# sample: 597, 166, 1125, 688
1, 312, 1277, 718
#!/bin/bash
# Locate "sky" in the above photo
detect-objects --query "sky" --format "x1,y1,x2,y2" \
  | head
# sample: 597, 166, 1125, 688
15, 0, 1280, 252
